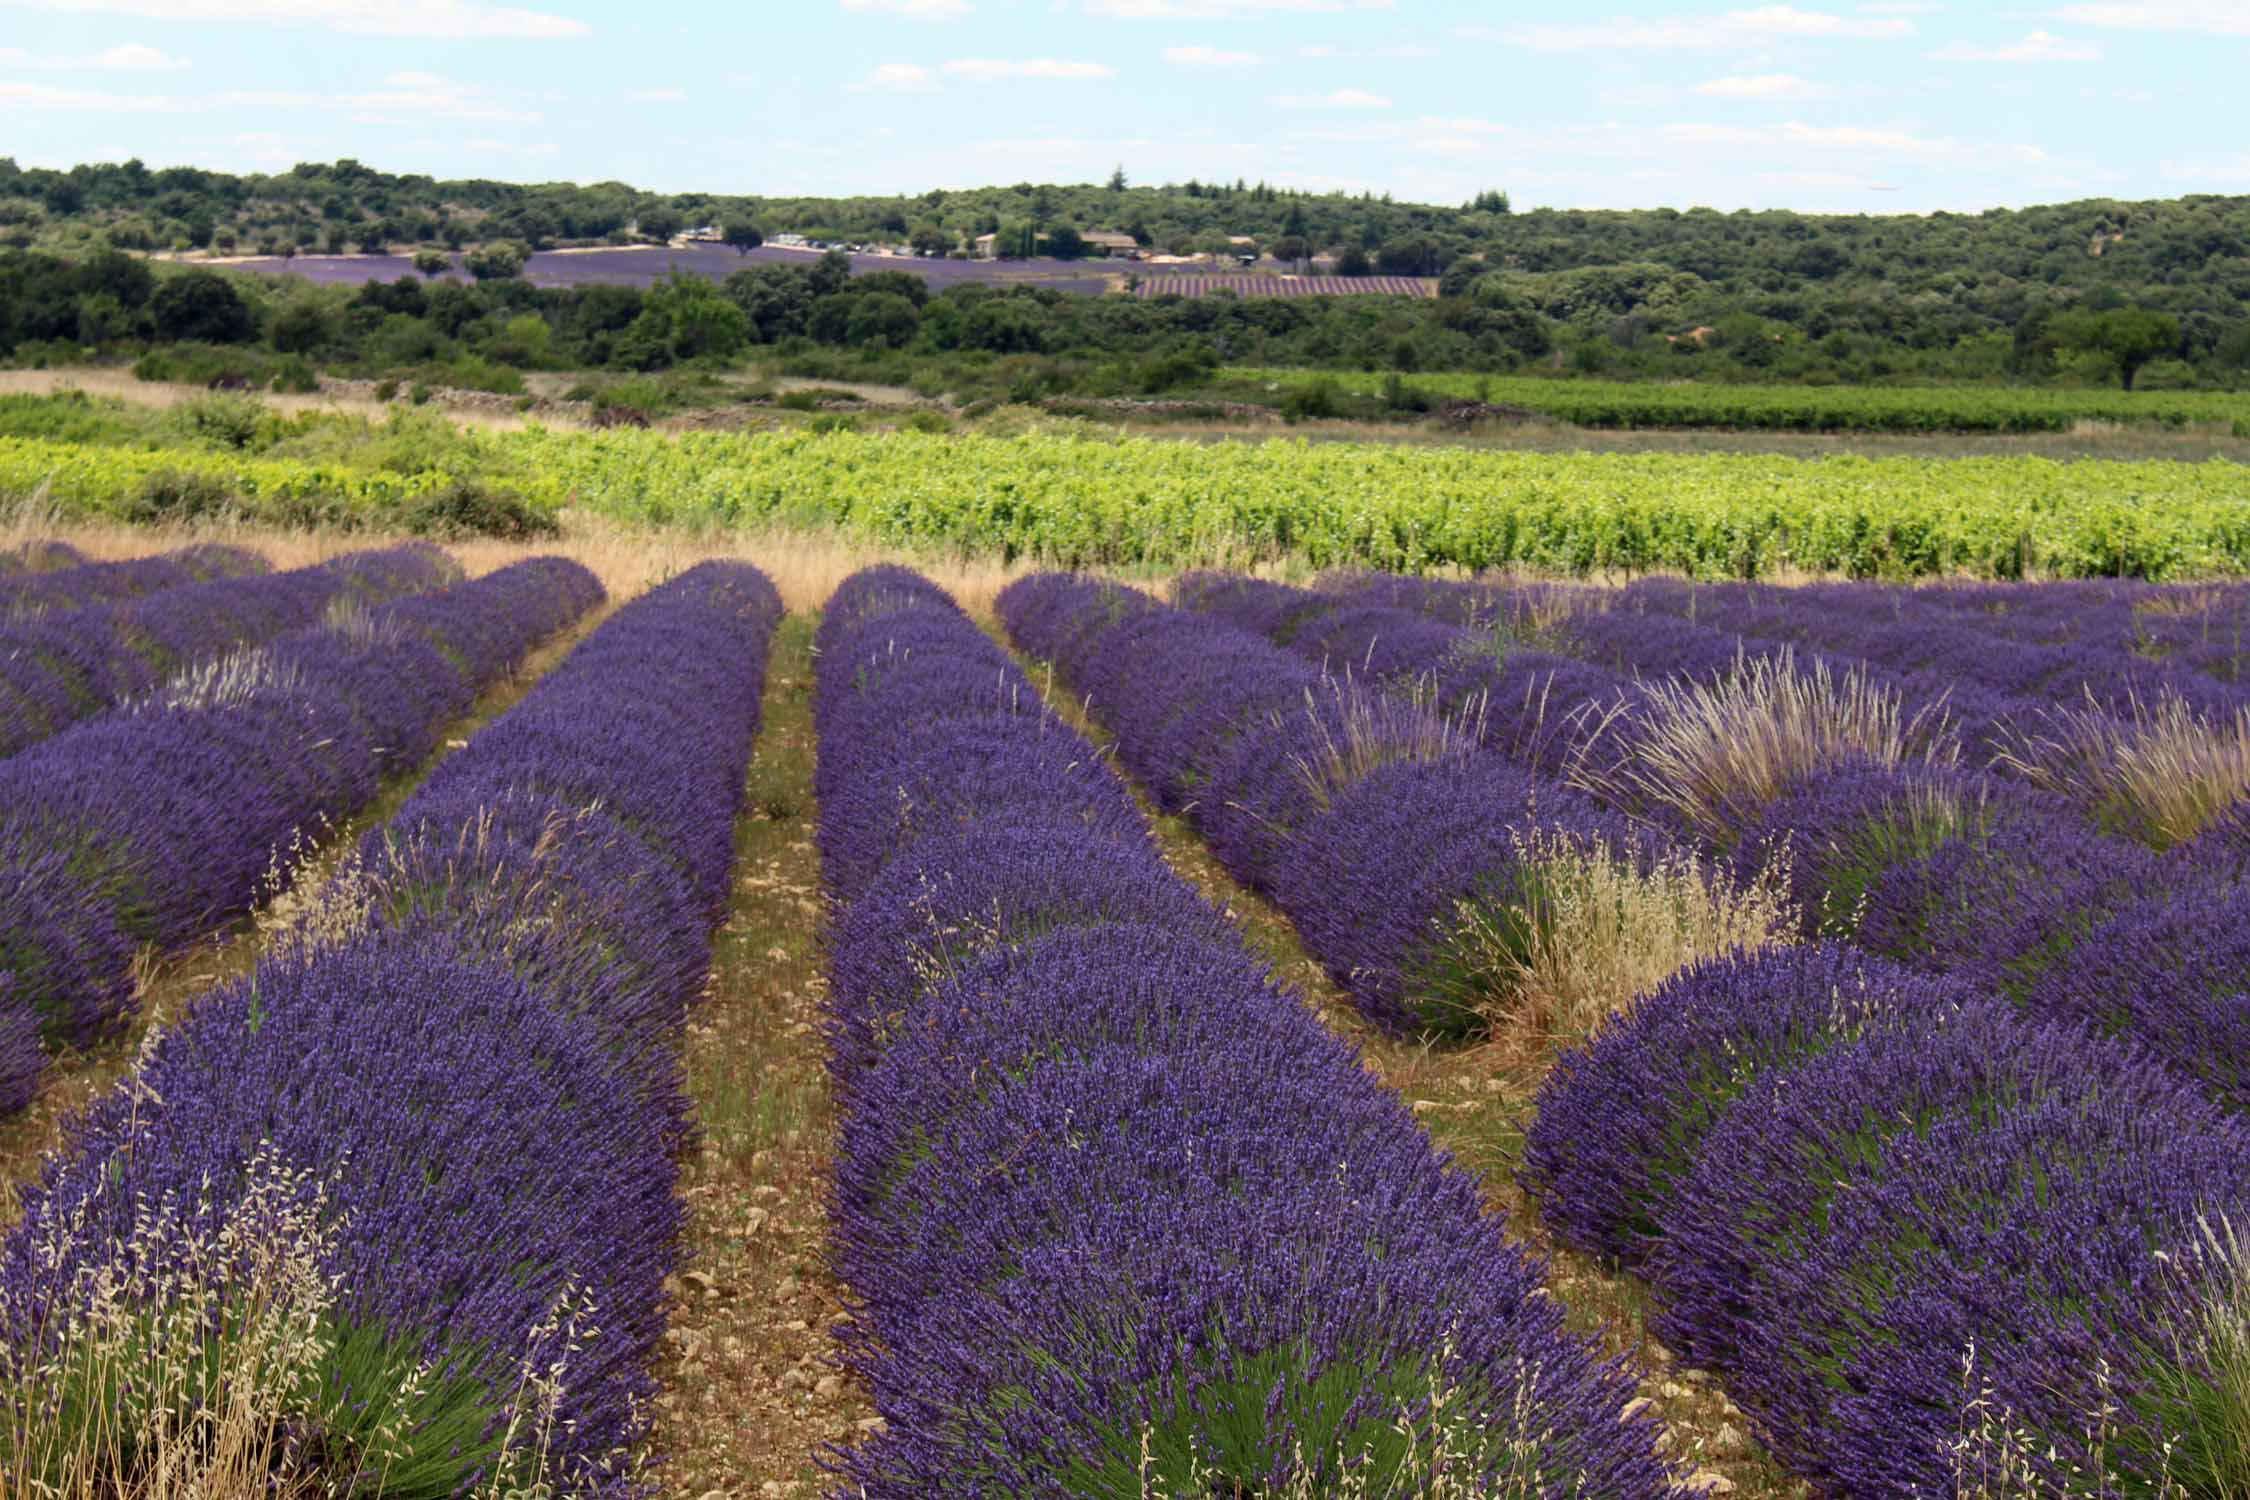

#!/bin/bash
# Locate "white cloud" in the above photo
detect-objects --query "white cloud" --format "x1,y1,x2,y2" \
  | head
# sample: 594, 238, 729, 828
841, 0, 970, 16
1301, 41, 1433, 56
462, 137, 559, 155
624, 86, 685, 101
96, 42, 188, 68
1490, 4, 1913, 50
1696, 72, 1833, 97
1270, 86, 1390, 108
2054, 1, 2250, 35
1661, 118, 2045, 167
850, 61, 936, 90
0, 0, 588, 39
2161, 151, 2250, 186
1931, 28, 2100, 60
1088, 0, 1391, 15
223, 71, 540, 122
0, 79, 180, 109
941, 57, 1115, 78
0, 39, 191, 68
1165, 44, 1263, 65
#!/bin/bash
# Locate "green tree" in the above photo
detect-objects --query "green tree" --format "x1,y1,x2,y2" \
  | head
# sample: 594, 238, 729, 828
151, 270, 254, 343
620, 270, 750, 367
636, 207, 684, 244
268, 299, 330, 354
463, 241, 529, 281
909, 221, 951, 257
844, 291, 921, 349
412, 249, 451, 278
721, 219, 765, 255
808, 249, 853, 296
1272, 235, 1311, 270
2051, 305, 2180, 390
1334, 244, 1372, 277
1106, 164, 1128, 193
1045, 224, 1087, 260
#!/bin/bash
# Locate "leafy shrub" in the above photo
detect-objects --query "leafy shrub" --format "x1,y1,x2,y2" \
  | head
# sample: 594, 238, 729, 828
1279, 375, 1341, 423
169, 393, 272, 452
125, 467, 235, 524
268, 357, 319, 395
397, 480, 556, 541
441, 356, 523, 396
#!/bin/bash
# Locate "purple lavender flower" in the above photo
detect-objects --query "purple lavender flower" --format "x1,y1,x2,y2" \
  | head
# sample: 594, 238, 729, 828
828, 565, 1683, 1498
0, 556, 601, 1113
1655, 1002, 2250, 1492
0, 557, 783, 1493
1520, 942, 1974, 1266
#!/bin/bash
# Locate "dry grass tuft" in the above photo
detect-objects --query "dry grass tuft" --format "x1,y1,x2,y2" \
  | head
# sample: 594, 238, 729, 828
0, 1137, 612, 1500
1435, 834, 1798, 1048
1287, 673, 1484, 814
1575, 648, 1956, 837
1993, 692, 2250, 849
2146, 1218, 2250, 1500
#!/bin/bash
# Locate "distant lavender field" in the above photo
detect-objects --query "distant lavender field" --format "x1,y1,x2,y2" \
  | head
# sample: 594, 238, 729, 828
220, 243, 1120, 296
1133, 274, 1438, 299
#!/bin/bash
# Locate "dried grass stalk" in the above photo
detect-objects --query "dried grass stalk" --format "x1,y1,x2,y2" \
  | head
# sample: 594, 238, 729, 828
1994, 691, 2250, 850
1574, 649, 1957, 837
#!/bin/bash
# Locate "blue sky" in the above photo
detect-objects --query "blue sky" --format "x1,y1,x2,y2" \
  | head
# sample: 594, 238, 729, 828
0, 1, 2240, 214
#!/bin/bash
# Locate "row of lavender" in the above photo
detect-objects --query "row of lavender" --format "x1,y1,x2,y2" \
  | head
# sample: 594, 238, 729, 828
0, 552, 602, 1115
1, 541, 460, 759
0, 540, 87, 574
817, 566, 1677, 1496
1307, 568, 2250, 841
1139, 571, 2250, 1487
0, 541, 266, 616
1181, 570, 2250, 1108
0, 561, 781, 1493
1004, 573, 1637, 1038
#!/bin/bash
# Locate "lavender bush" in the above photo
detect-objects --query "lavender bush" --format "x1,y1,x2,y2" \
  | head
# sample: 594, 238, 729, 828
0, 559, 783, 1494
0, 539, 88, 574
1657, 1004, 2250, 1493
0, 555, 600, 1110
822, 565, 1683, 1499
0, 541, 456, 759
0, 541, 265, 618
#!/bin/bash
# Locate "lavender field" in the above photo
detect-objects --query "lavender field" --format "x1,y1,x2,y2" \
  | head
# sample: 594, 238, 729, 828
210, 244, 1437, 300
1133, 272, 1439, 298
3, 534, 2248, 1493
215, 242, 1121, 295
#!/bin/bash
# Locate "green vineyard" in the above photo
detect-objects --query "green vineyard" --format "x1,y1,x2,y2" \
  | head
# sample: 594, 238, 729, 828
1227, 367, 2250, 435
5, 425, 2249, 578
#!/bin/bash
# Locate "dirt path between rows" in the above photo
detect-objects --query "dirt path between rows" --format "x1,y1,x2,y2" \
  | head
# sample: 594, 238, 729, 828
650, 615, 869, 1497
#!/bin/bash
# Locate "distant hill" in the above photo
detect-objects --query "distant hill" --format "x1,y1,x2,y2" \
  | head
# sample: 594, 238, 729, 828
6, 156, 2246, 315
2, 156, 2245, 391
